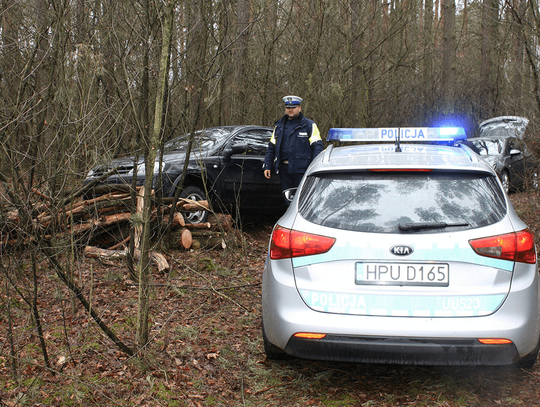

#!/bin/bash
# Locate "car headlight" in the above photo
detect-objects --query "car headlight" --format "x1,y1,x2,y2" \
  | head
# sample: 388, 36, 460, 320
129, 161, 163, 176
86, 166, 107, 178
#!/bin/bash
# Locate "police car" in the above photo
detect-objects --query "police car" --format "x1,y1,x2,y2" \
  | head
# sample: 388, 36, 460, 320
262, 126, 540, 366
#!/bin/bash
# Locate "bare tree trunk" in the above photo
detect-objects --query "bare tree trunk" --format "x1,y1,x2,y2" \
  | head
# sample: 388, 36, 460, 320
259, 0, 279, 125
30, 250, 52, 372
480, 0, 499, 117
128, 0, 153, 281
423, 0, 435, 117
441, 0, 456, 114
1, 0, 22, 112
350, 1, 368, 127
235, 0, 251, 122
510, 0, 527, 112
27, 0, 51, 190
513, 0, 540, 116
136, 0, 176, 348
2, 270, 19, 379
219, 2, 234, 125
185, 0, 209, 128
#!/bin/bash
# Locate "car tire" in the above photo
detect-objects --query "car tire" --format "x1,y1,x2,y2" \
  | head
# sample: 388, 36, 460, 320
179, 185, 209, 224
516, 337, 540, 369
262, 323, 288, 360
501, 171, 510, 194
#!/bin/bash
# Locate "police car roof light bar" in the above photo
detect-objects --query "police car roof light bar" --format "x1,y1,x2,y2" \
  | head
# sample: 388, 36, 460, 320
326, 127, 467, 147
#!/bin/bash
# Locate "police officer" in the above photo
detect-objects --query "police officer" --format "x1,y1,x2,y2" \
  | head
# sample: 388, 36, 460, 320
263, 95, 324, 193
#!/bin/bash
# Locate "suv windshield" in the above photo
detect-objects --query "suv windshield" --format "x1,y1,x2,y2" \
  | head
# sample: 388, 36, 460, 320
298, 172, 506, 233
469, 139, 503, 156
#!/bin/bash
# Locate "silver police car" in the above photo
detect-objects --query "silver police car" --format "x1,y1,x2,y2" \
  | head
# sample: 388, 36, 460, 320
262, 126, 539, 366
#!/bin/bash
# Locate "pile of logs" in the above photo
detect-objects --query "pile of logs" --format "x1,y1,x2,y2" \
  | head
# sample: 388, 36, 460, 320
1, 186, 235, 254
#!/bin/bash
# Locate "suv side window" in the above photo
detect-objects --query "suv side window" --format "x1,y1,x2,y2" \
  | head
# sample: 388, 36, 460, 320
230, 130, 272, 156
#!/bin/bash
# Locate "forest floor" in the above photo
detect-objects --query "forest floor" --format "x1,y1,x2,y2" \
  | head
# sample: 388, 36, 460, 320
2, 191, 540, 406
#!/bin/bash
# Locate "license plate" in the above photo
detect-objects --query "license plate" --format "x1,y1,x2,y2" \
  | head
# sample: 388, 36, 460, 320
355, 262, 449, 286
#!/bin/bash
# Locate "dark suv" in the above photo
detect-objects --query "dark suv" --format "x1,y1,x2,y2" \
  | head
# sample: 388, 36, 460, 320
466, 116, 538, 193
84, 125, 283, 222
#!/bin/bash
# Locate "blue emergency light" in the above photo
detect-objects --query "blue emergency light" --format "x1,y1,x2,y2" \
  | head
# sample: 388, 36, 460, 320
327, 127, 467, 143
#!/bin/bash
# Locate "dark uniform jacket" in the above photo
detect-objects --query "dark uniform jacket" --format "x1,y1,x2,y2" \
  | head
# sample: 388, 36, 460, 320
263, 113, 324, 174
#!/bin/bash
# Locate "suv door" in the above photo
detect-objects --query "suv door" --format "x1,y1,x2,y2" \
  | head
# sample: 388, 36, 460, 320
218, 128, 283, 208
506, 138, 527, 187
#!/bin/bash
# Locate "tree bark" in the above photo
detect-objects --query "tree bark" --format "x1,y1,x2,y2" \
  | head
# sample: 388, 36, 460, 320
441, 0, 456, 114
137, 0, 176, 349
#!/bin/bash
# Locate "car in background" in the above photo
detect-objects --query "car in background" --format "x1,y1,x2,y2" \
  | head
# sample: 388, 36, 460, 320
262, 126, 539, 367
84, 125, 284, 223
465, 116, 538, 193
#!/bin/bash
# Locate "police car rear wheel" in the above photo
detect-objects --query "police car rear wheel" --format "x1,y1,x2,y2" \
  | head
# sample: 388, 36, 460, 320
515, 334, 540, 369
262, 323, 288, 360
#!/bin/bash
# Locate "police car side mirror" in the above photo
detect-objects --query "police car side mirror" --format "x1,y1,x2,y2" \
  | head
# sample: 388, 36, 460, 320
283, 188, 297, 203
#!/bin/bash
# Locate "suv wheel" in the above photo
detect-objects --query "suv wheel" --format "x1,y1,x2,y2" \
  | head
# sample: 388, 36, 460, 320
179, 186, 209, 224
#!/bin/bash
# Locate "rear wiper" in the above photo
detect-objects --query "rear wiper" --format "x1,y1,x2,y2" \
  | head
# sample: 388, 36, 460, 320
398, 221, 469, 231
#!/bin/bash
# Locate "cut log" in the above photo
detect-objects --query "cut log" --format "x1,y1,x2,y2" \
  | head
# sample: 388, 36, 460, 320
181, 200, 210, 211
179, 229, 193, 249
84, 246, 128, 260
172, 212, 185, 228
208, 213, 234, 232
67, 212, 131, 235
101, 212, 132, 226
31, 188, 53, 203
191, 237, 226, 250
84, 184, 136, 196
69, 219, 100, 234
190, 231, 227, 238
184, 222, 211, 229
84, 246, 170, 273
162, 197, 211, 211
134, 249, 169, 273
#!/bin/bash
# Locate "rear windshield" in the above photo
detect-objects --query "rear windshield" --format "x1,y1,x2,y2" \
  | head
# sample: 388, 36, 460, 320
298, 172, 506, 233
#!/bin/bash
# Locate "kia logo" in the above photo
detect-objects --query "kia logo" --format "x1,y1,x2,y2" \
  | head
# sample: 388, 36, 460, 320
390, 245, 413, 256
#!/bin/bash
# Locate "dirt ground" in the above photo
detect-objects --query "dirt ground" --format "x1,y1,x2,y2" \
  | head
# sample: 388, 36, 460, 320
2, 192, 540, 406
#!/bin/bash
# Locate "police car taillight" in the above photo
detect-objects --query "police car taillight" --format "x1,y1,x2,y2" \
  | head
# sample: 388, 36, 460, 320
270, 225, 336, 260
469, 229, 536, 264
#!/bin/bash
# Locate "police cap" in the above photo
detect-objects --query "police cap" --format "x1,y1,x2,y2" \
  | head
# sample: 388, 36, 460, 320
283, 95, 303, 107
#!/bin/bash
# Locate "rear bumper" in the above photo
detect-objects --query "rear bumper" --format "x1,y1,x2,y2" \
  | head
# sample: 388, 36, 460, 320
262, 258, 540, 366
286, 335, 519, 366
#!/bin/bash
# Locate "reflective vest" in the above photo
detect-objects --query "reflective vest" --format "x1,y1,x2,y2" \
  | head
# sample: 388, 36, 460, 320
263, 113, 323, 174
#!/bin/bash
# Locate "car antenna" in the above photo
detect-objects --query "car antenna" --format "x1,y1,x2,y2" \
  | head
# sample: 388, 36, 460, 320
395, 128, 402, 152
